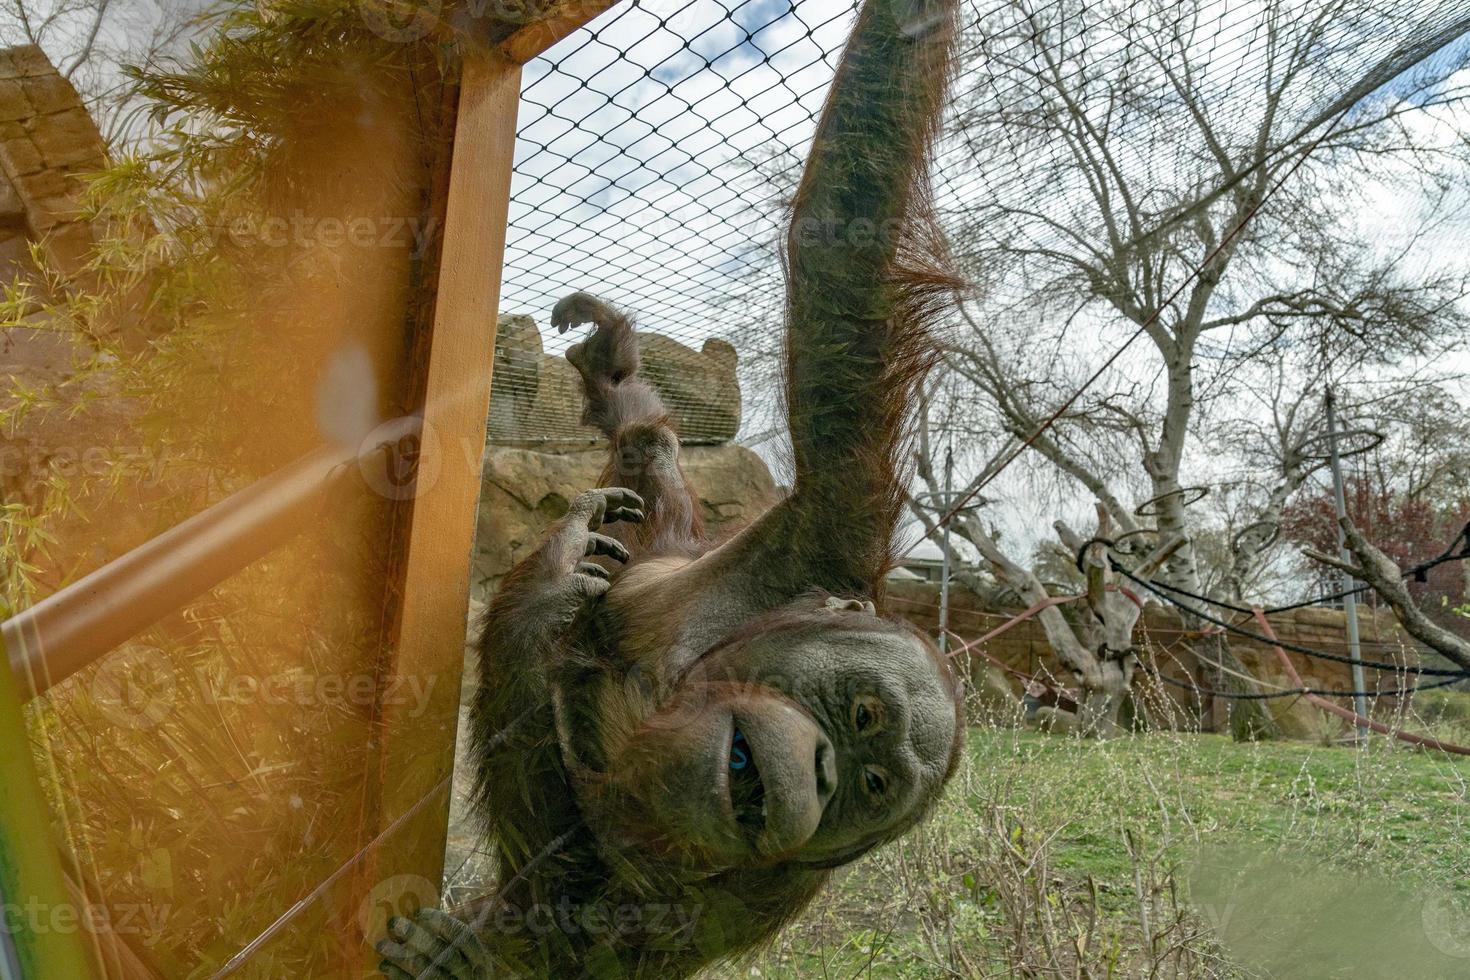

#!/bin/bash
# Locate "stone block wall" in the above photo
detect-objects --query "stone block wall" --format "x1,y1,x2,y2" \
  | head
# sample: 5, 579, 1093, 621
471, 442, 780, 598
0, 44, 105, 279
0, 46, 112, 508
488, 312, 742, 447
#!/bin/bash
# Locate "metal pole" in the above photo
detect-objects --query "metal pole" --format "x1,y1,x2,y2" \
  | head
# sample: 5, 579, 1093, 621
3, 416, 421, 702
0, 632, 97, 979
1325, 388, 1369, 742
938, 443, 954, 655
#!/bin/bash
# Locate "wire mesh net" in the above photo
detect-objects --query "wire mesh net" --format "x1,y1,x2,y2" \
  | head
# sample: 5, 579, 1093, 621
491, 0, 1470, 448
492, 0, 857, 445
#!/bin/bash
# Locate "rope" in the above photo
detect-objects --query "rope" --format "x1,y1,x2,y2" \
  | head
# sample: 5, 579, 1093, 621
937, 592, 1461, 702
944, 626, 1080, 699
1113, 563, 1470, 678
1145, 666, 1464, 701
212, 775, 453, 978
1135, 520, 1470, 618
934, 579, 1466, 707
1149, 629, 1295, 693
1252, 607, 1470, 755
944, 594, 1080, 660
894, 592, 1414, 646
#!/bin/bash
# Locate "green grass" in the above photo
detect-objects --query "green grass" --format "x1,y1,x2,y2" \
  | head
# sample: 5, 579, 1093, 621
746, 727, 1470, 979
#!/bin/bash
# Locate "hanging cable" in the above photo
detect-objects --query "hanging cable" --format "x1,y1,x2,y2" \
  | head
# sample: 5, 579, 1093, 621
1146, 668, 1465, 701
1112, 561, 1470, 678
1134, 520, 1470, 618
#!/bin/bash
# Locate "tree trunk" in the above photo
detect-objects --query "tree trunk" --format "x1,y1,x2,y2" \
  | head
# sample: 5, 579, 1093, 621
1074, 661, 1132, 739
1197, 633, 1277, 741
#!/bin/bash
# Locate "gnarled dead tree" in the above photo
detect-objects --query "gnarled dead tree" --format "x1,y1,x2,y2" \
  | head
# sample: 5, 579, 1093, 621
1307, 517, 1470, 672
935, 498, 1183, 738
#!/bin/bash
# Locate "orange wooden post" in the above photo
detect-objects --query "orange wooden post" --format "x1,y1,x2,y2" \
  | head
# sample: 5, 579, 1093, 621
0, 5, 629, 975
351, 46, 524, 962
353, 5, 630, 963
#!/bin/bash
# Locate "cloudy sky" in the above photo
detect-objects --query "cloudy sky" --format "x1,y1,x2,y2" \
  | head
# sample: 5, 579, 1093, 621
498, 0, 1470, 572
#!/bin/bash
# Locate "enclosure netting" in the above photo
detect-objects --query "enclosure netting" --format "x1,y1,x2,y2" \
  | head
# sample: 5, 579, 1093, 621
490, 0, 1470, 447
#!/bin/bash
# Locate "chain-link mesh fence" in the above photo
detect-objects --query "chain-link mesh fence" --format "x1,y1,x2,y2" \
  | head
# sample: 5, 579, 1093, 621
492, 0, 860, 445
491, 0, 1470, 449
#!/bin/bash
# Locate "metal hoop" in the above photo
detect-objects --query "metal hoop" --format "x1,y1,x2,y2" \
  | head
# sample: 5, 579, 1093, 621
911, 490, 984, 517
1296, 427, 1385, 461
1134, 485, 1209, 518
1230, 520, 1279, 553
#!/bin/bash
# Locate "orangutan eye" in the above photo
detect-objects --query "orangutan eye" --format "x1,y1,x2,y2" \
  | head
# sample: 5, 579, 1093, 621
862, 766, 888, 799
850, 694, 884, 735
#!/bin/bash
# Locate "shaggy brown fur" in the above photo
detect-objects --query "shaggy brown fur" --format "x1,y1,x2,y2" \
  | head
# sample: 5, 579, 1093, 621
432, 0, 965, 976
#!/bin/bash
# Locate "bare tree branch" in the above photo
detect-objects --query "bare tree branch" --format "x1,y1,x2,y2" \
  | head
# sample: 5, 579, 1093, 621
1305, 518, 1470, 671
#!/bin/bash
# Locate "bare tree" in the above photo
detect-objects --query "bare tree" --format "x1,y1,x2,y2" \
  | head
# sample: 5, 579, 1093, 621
0, 0, 213, 144
909, 0, 1470, 733
906, 392, 1188, 736
947, 0, 1470, 592
1308, 517, 1470, 671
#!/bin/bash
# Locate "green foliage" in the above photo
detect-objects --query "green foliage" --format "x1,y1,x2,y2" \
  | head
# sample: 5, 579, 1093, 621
0, 0, 452, 586
1, 4, 455, 974
753, 728, 1470, 978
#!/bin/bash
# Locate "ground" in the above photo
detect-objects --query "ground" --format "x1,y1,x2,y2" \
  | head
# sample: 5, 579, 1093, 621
754, 724, 1470, 978
444, 680, 1470, 978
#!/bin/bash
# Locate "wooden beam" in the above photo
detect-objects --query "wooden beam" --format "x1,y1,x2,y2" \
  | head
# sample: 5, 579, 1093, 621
500, 0, 624, 64
353, 44, 522, 966
2, 418, 420, 703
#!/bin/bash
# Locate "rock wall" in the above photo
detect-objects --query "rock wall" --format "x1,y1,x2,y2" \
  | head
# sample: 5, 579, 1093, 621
488, 312, 741, 446
0, 46, 115, 508
471, 442, 779, 597
886, 578, 1422, 739
0, 44, 105, 278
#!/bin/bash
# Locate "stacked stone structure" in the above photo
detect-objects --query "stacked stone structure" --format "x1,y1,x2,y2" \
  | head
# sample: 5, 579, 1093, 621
0, 46, 113, 508
472, 441, 779, 596
0, 44, 105, 279
473, 310, 763, 598
488, 312, 742, 446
